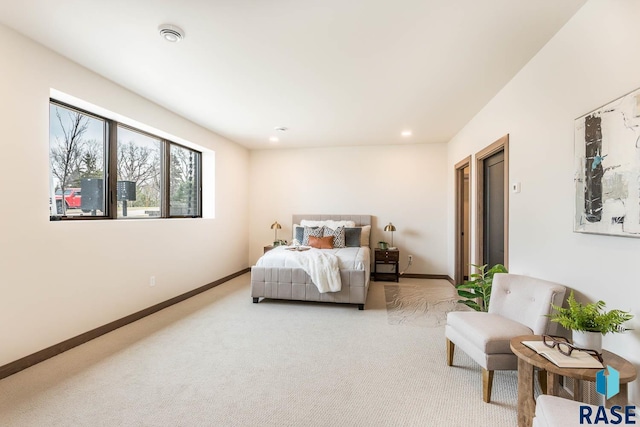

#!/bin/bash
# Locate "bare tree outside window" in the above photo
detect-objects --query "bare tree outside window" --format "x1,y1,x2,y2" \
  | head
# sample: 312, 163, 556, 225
50, 108, 88, 214
117, 126, 161, 217
49, 103, 105, 216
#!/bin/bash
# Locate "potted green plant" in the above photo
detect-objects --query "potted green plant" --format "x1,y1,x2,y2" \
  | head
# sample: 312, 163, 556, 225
548, 290, 634, 351
455, 263, 508, 312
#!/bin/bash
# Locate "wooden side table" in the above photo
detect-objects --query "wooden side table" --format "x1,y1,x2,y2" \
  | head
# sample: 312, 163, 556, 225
374, 248, 399, 282
263, 245, 275, 254
510, 335, 637, 427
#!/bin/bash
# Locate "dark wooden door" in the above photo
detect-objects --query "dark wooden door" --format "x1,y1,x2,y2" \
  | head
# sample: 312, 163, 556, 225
483, 150, 504, 267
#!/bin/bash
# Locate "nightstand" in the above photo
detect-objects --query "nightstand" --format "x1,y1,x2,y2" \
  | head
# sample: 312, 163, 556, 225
374, 248, 399, 282
263, 245, 275, 254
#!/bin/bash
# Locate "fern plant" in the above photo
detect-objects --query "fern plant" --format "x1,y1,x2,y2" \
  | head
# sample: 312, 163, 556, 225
455, 263, 508, 312
548, 290, 634, 334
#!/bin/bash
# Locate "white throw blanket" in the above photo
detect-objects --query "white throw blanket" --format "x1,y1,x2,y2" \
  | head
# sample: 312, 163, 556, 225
292, 250, 342, 293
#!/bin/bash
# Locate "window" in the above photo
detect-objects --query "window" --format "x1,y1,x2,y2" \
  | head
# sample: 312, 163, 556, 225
49, 100, 202, 220
49, 102, 106, 217
170, 144, 201, 217
117, 126, 161, 218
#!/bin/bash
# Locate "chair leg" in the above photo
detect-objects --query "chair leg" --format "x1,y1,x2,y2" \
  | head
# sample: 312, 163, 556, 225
446, 339, 455, 366
482, 369, 494, 403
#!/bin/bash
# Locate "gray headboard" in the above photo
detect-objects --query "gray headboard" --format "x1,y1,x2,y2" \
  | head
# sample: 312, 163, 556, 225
292, 214, 371, 226
292, 215, 372, 248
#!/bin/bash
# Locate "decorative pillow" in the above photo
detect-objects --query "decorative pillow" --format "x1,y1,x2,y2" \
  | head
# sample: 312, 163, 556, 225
302, 226, 324, 245
360, 225, 371, 246
323, 226, 345, 248
294, 225, 308, 243
292, 224, 302, 241
344, 227, 362, 247
308, 235, 334, 249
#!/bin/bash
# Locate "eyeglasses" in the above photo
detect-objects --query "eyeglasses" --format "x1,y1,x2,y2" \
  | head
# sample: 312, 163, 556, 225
542, 335, 604, 363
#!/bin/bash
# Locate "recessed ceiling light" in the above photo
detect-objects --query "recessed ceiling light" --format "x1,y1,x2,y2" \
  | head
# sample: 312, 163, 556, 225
401, 130, 412, 137
274, 126, 288, 132
269, 136, 279, 143
158, 24, 185, 43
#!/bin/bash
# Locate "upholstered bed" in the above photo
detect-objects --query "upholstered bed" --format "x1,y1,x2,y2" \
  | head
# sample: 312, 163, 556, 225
251, 215, 372, 310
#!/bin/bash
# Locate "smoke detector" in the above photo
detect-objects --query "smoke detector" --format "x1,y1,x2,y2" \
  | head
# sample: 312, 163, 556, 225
158, 24, 185, 43
274, 126, 288, 132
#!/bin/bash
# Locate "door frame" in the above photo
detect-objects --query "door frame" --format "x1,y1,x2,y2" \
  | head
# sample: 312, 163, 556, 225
454, 156, 471, 285
475, 134, 509, 270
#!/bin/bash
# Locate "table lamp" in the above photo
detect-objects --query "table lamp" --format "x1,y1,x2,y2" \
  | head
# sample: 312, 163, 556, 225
271, 221, 282, 244
384, 222, 396, 249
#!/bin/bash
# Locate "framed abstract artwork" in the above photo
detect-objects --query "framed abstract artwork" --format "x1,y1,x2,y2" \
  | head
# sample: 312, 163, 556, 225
574, 87, 640, 237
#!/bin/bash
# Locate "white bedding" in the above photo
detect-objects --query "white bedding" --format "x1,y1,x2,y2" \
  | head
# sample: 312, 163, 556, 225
255, 246, 370, 293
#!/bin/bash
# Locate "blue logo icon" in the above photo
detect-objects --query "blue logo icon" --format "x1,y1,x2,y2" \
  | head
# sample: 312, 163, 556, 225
596, 366, 620, 399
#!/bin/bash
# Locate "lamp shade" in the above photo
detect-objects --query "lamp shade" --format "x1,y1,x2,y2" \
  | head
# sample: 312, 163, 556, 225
270, 221, 281, 230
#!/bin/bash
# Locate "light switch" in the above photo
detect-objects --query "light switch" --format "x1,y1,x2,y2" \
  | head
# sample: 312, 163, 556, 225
512, 182, 521, 193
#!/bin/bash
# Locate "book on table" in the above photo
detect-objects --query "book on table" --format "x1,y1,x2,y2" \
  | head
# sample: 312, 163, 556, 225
521, 340, 604, 369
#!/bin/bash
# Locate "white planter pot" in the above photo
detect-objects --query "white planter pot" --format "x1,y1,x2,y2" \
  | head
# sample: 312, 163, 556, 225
572, 331, 602, 352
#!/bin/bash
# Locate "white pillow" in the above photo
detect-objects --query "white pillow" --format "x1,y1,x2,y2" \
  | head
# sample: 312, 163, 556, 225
300, 219, 356, 229
360, 225, 371, 246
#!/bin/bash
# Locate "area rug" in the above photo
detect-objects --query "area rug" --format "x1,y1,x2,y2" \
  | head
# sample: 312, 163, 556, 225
384, 280, 470, 326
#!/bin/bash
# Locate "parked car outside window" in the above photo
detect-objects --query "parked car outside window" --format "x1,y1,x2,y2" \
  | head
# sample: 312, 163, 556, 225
55, 188, 82, 211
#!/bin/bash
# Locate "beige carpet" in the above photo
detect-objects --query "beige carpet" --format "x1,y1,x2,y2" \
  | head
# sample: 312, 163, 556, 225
0, 275, 519, 426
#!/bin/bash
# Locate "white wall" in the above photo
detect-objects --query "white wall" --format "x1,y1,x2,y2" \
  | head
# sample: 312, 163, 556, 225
0, 24, 250, 366
249, 143, 448, 275
447, 0, 640, 403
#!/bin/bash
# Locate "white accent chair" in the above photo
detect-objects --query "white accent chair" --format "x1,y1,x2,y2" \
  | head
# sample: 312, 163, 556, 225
533, 395, 598, 427
445, 273, 566, 403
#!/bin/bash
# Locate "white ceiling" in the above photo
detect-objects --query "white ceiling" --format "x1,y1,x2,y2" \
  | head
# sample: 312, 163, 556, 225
0, 0, 586, 150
